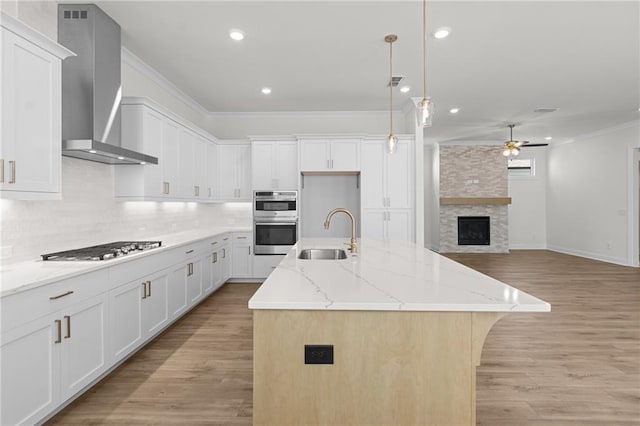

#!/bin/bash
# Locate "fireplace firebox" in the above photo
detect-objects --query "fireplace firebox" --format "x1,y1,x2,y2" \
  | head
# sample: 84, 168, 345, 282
458, 216, 490, 245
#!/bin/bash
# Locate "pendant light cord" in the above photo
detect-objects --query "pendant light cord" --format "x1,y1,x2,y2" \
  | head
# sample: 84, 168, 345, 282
389, 37, 393, 135
423, 0, 427, 100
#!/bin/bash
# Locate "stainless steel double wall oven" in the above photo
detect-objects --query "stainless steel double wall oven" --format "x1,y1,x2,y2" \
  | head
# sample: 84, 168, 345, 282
253, 191, 298, 255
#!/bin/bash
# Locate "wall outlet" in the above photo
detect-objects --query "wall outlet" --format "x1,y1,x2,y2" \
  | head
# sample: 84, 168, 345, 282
304, 344, 334, 364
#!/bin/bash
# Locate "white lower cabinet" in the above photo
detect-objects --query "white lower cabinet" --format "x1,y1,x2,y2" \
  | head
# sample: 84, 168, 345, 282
0, 292, 108, 425
0, 231, 242, 425
0, 312, 60, 425
231, 233, 253, 278
109, 269, 170, 364
253, 255, 285, 279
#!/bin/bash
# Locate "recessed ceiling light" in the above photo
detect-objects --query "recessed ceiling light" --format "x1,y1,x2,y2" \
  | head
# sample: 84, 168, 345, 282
434, 27, 451, 39
139, 161, 146, 165
117, 156, 125, 160
400, 86, 411, 93
544, 136, 553, 141
88, 150, 97, 154
229, 30, 245, 41
449, 107, 460, 114
261, 87, 272, 95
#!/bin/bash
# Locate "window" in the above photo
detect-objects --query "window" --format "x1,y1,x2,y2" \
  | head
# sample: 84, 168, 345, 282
508, 158, 535, 177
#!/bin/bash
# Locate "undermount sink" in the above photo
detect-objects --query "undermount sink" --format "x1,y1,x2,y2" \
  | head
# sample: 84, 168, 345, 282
298, 248, 348, 260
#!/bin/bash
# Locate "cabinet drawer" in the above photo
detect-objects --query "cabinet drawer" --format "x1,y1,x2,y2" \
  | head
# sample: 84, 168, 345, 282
108, 248, 179, 284
1, 269, 109, 333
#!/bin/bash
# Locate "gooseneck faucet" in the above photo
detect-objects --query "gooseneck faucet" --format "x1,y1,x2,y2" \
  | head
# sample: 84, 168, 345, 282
324, 208, 357, 255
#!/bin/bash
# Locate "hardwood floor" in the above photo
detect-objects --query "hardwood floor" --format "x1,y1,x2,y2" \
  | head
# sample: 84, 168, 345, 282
47, 251, 640, 425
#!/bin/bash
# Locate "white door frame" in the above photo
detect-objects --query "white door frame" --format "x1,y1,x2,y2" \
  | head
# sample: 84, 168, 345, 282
628, 145, 640, 267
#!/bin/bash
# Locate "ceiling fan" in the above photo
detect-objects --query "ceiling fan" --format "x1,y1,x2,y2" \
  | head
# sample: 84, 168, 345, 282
502, 124, 548, 157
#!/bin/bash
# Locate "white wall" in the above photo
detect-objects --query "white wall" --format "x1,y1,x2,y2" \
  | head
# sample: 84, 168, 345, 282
547, 123, 640, 266
508, 147, 547, 249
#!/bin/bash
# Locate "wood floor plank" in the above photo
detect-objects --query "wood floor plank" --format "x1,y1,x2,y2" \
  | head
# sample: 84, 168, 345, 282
47, 251, 640, 425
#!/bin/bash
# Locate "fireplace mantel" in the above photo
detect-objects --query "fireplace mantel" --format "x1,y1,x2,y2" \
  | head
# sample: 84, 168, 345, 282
440, 197, 512, 205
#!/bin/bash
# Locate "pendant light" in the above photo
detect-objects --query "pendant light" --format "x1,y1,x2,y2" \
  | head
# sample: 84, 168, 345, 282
385, 34, 398, 154
416, 0, 434, 127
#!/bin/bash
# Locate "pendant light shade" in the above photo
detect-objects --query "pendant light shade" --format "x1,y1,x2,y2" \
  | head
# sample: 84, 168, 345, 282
416, 97, 434, 128
385, 34, 398, 154
416, 0, 434, 128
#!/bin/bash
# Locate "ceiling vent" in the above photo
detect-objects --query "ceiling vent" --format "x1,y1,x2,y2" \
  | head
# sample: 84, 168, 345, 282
388, 75, 404, 87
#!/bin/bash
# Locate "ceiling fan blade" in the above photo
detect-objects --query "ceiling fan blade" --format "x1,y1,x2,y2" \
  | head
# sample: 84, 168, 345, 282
521, 143, 549, 147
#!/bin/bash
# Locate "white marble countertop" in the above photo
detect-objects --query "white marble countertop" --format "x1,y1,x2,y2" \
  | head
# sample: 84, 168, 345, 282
248, 238, 551, 312
0, 226, 251, 297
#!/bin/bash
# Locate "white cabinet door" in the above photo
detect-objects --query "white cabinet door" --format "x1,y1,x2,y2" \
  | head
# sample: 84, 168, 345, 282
236, 144, 252, 200
252, 142, 275, 189
276, 141, 299, 190
386, 140, 412, 209
219, 144, 251, 200
162, 119, 181, 198
220, 238, 231, 282
300, 140, 330, 171
203, 252, 214, 294
205, 143, 218, 200
109, 280, 143, 363
0, 312, 60, 426
232, 234, 253, 278
252, 141, 298, 190
361, 142, 386, 209
168, 264, 188, 319
194, 137, 209, 200
139, 110, 163, 198
141, 272, 169, 338
362, 210, 386, 240
210, 249, 223, 292
330, 139, 360, 171
179, 129, 196, 199
387, 209, 413, 242
1, 29, 63, 198
60, 294, 108, 400
187, 258, 203, 305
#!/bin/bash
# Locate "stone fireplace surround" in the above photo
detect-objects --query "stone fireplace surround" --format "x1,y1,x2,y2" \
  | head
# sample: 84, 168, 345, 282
438, 145, 510, 254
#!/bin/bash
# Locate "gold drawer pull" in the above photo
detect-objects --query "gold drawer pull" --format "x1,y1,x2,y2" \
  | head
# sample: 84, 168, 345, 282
147, 281, 151, 297
0, 159, 4, 183
186, 249, 194, 254
64, 315, 71, 338
142, 282, 147, 299
54, 319, 62, 343
49, 290, 74, 300
8, 160, 15, 184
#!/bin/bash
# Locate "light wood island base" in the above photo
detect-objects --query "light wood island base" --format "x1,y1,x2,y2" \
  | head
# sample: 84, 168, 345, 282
253, 309, 504, 426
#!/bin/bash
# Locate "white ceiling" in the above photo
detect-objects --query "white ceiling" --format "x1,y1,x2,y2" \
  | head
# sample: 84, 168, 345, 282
88, 1, 639, 144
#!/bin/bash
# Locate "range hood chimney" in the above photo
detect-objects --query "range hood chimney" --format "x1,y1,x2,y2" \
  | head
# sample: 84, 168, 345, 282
58, 4, 157, 165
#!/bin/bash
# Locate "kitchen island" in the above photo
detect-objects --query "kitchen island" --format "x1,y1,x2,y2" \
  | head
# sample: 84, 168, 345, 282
248, 238, 550, 425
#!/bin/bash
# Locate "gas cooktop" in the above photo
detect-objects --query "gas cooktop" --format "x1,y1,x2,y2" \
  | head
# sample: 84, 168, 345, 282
41, 241, 162, 261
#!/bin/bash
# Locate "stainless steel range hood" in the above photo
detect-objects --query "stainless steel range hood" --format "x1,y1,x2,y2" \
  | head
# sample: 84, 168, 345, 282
58, 4, 157, 165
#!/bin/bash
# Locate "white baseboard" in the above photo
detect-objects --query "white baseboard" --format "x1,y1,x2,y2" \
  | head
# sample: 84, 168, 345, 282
547, 245, 632, 267
509, 243, 547, 250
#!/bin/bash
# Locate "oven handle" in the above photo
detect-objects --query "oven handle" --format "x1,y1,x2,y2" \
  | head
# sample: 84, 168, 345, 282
255, 222, 298, 226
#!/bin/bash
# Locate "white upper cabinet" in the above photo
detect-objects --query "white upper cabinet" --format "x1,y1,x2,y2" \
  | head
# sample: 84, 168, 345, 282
218, 143, 251, 201
300, 138, 360, 172
116, 98, 219, 202
251, 140, 298, 190
0, 14, 74, 200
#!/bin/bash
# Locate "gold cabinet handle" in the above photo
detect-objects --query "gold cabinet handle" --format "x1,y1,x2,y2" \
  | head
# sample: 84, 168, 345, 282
167, 182, 170, 194
64, 315, 71, 339
8, 161, 15, 184
222, 248, 226, 259
194, 185, 199, 196
0, 159, 4, 183
212, 252, 217, 263
54, 319, 62, 344
142, 282, 147, 299
147, 281, 151, 297
49, 290, 74, 300
211, 241, 218, 245
186, 250, 194, 254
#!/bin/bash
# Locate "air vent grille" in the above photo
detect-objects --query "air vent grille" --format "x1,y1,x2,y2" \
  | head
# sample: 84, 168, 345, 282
63, 10, 88, 19
388, 75, 404, 87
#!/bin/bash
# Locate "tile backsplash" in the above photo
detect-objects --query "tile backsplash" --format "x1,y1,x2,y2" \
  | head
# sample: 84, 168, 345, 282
0, 157, 251, 264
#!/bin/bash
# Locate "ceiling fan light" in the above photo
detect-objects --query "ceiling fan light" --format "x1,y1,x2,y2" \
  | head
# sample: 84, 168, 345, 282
416, 97, 434, 128
502, 149, 510, 157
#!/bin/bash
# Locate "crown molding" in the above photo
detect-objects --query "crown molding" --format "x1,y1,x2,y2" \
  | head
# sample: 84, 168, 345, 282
121, 47, 209, 116
1, 11, 75, 59
209, 110, 394, 118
